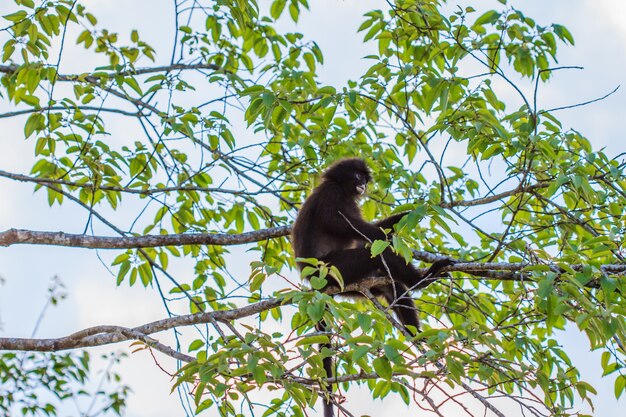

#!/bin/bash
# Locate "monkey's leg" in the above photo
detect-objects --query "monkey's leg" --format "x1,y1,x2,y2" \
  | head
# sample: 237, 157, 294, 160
375, 284, 421, 334
322, 249, 422, 333
320, 248, 390, 287
321, 247, 430, 287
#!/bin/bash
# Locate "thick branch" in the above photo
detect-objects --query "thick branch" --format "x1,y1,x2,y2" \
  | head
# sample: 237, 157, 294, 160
0, 296, 284, 353
2, 227, 625, 280
0, 279, 381, 354
0, 226, 291, 248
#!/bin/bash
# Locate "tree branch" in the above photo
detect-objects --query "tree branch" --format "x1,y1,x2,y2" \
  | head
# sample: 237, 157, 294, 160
0, 63, 231, 117
0, 226, 291, 248
0, 279, 385, 354
0, 168, 297, 197
1, 227, 624, 280
0, 296, 284, 353
0, 63, 224, 80
0, 105, 143, 118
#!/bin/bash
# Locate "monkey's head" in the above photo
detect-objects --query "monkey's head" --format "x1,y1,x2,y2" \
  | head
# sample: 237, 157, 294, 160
322, 158, 372, 197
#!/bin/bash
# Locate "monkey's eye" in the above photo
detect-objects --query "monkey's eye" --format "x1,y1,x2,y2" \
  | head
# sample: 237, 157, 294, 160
355, 173, 363, 181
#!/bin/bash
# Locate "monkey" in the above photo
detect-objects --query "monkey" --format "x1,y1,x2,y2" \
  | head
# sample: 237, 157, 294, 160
291, 157, 453, 417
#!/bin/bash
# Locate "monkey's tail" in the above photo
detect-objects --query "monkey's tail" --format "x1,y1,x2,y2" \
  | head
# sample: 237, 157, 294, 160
315, 319, 335, 417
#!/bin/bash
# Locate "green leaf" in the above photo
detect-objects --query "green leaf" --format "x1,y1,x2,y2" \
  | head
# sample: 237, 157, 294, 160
252, 364, 267, 384
288, 3, 299, 22
352, 345, 370, 362
249, 271, 266, 292
240, 85, 265, 96
306, 299, 326, 322
295, 334, 329, 346
372, 357, 392, 380
3, 11, 27, 23
188, 339, 204, 351
616, 375, 626, 399
370, 240, 390, 257
474, 10, 500, 26
196, 399, 214, 413
303, 52, 315, 72
310, 275, 327, 290
21, 95, 40, 107
24, 113, 44, 138
553, 24, 575, 45
3, 39, 15, 62
323, 105, 336, 126
262, 91, 274, 108
317, 86, 336, 95
116, 261, 131, 285
383, 344, 402, 364
125, 77, 143, 95
270, 0, 286, 19
138, 262, 152, 286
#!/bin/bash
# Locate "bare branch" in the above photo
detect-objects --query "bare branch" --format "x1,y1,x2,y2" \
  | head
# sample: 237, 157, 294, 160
0, 296, 284, 353
0, 63, 225, 80
0, 105, 143, 119
0, 278, 390, 354
540, 85, 621, 114
0, 226, 291, 249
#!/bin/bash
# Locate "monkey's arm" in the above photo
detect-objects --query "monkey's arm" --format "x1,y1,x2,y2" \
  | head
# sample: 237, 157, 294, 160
374, 211, 409, 230
327, 210, 389, 241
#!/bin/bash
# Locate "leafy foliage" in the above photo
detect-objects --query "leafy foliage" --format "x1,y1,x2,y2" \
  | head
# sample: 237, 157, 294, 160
0, 341, 129, 416
0, 0, 625, 416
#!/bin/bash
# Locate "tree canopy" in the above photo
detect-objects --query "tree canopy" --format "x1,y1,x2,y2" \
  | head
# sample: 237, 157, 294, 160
0, 0, 625, 416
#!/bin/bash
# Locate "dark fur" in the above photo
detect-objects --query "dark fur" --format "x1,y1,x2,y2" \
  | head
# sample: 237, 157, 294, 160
292, 158, 452, 417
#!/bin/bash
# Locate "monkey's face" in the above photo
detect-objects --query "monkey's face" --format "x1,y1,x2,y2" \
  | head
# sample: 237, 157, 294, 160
322, 158, 372, 197
345, 166, 371, 199
355, 173, 368, 196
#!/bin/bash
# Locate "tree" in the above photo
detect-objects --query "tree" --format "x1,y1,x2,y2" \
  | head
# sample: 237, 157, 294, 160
0, 0, 624, 416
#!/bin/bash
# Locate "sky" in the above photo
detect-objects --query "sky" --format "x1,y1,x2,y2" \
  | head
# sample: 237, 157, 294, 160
0, 0, 625, 416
